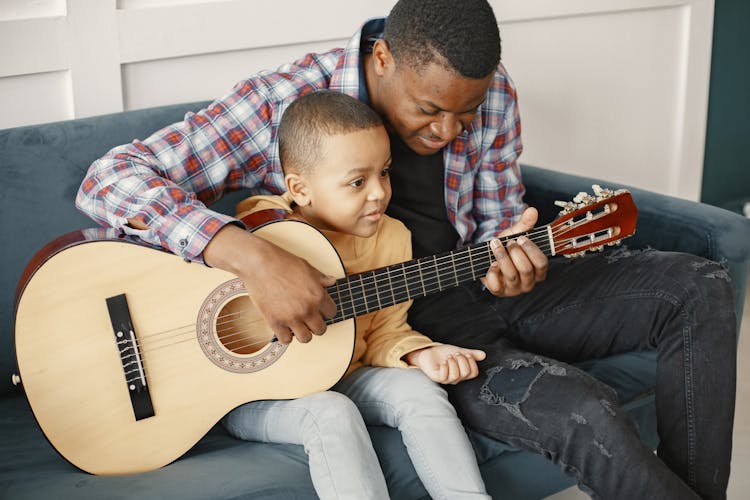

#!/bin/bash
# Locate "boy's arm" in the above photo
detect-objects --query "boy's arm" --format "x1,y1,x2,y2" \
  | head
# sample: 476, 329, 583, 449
404, 345, 485, 384
362, 303, 485, 384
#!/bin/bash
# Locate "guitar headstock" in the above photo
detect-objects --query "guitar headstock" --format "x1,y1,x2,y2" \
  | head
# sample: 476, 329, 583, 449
551, 185, 637, 257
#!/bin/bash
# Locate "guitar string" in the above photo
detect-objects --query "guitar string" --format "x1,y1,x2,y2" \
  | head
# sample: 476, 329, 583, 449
126, 202, 621, 354
127, 228, 599, 359
130, 227, 607, 357
119, 218, 621, 376
124, 234, 584, 358
118, 207, 622, 378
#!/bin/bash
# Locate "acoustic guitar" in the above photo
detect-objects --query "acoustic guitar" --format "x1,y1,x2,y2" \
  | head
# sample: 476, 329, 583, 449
13, 186, 636, 475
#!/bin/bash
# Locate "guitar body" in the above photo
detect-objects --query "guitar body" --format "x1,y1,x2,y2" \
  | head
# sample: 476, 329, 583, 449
14, 220, 353, 475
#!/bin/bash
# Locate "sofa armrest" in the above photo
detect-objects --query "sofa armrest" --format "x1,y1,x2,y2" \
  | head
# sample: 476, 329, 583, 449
521, 164, 750, 328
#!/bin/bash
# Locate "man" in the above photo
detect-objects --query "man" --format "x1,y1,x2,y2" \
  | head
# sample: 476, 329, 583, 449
76, 1, 736, 498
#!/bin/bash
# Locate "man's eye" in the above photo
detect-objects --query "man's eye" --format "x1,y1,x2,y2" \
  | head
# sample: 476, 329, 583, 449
419, 107, 439, 116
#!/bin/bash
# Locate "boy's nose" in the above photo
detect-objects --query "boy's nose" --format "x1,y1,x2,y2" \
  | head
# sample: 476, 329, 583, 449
367, 183, 385, 201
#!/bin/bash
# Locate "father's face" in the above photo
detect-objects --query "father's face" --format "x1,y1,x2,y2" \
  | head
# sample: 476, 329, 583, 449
368, 41, 494, 156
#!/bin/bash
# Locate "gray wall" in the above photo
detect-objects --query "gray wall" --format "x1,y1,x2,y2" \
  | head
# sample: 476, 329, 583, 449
701, 0, 750, 213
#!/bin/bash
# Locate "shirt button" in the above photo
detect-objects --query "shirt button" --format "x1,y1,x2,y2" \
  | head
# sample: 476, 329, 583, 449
179, 238, 188, 247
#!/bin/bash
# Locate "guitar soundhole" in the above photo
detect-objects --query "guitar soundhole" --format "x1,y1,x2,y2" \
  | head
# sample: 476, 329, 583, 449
197, 278, 287, 373
216, 295, 267, 355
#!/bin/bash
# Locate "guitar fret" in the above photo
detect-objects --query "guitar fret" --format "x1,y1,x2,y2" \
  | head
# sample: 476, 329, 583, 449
391, 263, 410, 304
328, 280, 345, 324
433, 255, 441, 292
386, 266, 396, 307
360, 272, 378, 312
335, 282, 345, 322
468, 246, 477, 280
373, 268, 392, 309
450, 252, 459, 286
370, 270, 383, 311
418, 259, 430, 297
356, 274, 369, 314
399, 262, 410, 300
346, 277, 358, 320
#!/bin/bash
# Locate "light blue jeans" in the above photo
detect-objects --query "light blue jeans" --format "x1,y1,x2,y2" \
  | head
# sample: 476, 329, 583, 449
222, 366, 489, 500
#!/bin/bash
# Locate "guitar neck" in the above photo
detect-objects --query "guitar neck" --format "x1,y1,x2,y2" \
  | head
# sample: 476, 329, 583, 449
325, 225, 553, 323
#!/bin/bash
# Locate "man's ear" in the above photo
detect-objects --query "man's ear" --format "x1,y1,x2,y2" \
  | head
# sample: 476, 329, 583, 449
285, 172, 311, 206
371, 39, 395, 77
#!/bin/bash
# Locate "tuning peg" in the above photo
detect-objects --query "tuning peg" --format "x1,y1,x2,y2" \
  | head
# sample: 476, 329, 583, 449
554, 199, 577, 215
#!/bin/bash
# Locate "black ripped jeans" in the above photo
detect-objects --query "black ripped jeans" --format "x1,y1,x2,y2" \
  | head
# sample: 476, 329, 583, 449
408, 249, 737, 500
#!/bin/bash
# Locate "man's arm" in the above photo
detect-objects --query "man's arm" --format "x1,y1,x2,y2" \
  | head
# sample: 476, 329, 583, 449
77, 74, 338, 342
473, 67, 548, 296
202, 225, 336, 344
75, 79, 278, 263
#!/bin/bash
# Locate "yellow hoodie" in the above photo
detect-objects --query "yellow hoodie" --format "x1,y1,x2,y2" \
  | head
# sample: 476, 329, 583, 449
235, 193, 440, 375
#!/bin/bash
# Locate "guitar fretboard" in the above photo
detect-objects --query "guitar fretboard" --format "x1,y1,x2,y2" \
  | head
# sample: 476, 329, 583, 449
325, 225, 552, 323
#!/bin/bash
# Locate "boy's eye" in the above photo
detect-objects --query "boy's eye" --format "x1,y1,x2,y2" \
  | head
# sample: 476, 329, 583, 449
380, 167, 391, 178
349, 178, 365, 188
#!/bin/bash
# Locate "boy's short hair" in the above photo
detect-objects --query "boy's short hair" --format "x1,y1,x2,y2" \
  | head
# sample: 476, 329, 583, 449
384, 0, 501, 79
278, 90, 383, 174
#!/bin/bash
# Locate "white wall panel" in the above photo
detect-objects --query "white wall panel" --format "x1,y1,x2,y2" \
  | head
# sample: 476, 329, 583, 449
493, 0, 714, 199
0, 0, 713, 200
0, 71, 73, 128
0, 17, 68, 78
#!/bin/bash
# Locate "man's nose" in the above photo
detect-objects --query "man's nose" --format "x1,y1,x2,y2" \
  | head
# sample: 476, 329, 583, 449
430, 113, 462, 141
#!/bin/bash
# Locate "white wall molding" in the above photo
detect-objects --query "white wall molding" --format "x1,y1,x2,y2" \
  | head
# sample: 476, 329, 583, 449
0, 17, 68, 78
66, 0, 124, 117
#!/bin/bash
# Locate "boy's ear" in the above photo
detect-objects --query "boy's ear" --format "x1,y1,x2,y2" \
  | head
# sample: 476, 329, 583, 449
285, 172, 311, 206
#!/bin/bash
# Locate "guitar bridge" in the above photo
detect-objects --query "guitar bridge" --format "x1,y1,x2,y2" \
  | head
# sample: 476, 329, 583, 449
106, 294, 155, 421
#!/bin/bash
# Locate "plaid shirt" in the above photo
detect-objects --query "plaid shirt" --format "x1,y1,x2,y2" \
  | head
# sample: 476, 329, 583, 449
76, 18, 525, 264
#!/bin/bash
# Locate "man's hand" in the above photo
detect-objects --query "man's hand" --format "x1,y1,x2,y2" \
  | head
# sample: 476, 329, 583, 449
405, 345, 486, 385
480, 207, 548, 297
203, 225, 337, 344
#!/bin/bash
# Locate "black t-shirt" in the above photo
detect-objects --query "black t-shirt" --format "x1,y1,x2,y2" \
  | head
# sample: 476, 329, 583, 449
386, 134, 460, 258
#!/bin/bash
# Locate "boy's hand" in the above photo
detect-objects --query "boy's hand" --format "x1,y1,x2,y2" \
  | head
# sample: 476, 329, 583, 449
405, 345, 486, 385
481, 207, 548, 297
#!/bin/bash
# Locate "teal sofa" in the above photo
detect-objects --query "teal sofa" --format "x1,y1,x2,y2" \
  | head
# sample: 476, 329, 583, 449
1, 102, 749, 499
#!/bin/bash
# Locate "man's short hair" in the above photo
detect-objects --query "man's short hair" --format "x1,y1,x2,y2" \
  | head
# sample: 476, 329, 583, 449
278, 90, 383, 174
384, 0, 501, 79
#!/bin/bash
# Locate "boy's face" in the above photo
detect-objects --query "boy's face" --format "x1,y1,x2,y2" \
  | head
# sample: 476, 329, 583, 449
290, 126, 392, 238
368, 40, 493, 156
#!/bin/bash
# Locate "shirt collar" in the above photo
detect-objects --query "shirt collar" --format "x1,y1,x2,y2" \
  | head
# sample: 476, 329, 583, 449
358, 18, 385, 105
329, 17, 385, 105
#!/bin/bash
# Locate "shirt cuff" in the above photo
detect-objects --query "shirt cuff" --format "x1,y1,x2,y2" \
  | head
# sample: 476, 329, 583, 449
152, 205, 246, 265
389, 337, 442, 368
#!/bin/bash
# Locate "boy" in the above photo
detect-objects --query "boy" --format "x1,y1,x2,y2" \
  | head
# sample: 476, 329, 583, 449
224, 90, 489, 499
